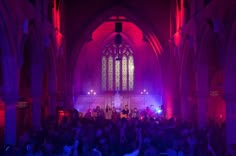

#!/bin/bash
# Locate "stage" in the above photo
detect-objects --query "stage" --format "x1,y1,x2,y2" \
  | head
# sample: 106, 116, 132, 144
73, 93, 162, 113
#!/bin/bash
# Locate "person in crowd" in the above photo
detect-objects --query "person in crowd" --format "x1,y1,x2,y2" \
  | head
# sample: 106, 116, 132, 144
6, 104, 226, 156
105, 105, 112, 120
131, 107, 139, 119
121, 105, 130, 119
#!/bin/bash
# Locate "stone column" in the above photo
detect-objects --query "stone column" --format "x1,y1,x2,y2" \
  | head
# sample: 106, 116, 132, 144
2, 55, 19, 145
31, 64, 43, 129
32, 95, 42, 129
48, 94, 57, 116
197, 93, 208, 128
181, 73, 189, 121
48, 65, 57, 116
4, 97, 17, 145
196, 63, 208, 129
181, 93, 189, 121
224, 94, 236, 154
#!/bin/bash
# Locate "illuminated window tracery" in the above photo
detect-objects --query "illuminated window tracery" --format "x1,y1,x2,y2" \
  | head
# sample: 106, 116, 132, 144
122, 56, 127, 90
128, 56, 134, 90
108, 56, 113, 90
101, 56, 107, 90
101, 43, 134, 91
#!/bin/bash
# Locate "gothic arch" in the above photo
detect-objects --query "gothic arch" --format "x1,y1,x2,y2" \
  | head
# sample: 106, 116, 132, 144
197, 20, 226, 122
69, 5, 164, 97
69, 5, 163, 77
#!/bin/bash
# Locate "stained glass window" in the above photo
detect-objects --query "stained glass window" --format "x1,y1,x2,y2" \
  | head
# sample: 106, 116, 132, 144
102, 57, 107, 90
108, 56, 113, 90
122, 56, 127, 90
101, 43, 134, 91
115, 60, 120, 90
128, 56, 134, 90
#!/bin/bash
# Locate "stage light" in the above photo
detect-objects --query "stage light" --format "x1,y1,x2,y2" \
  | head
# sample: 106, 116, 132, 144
88, 89, 96, 95
156, 107, 162, 114
141, 89, 148, 95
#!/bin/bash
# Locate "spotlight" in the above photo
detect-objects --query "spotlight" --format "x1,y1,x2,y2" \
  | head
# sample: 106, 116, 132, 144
156, 107, 162, 114
115, 22, 122, 33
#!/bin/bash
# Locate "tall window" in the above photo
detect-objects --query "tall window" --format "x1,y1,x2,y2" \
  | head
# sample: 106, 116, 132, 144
101, 43, 134, 91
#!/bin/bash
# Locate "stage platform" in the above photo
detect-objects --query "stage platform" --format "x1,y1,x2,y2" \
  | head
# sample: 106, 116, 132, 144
73, 94, 162, 113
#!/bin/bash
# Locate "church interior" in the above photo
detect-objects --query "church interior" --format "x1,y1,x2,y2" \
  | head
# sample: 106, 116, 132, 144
1, 0, 236, 155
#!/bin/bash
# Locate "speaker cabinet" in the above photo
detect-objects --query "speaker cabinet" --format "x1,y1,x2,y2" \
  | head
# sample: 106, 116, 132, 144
115, 22, 122, 32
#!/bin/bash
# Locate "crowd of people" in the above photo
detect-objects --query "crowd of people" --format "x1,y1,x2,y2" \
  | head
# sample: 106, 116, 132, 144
1, 105, 227, 156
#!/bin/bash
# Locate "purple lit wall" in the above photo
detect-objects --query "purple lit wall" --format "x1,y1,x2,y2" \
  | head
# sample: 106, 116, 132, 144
73, 21, 162, 96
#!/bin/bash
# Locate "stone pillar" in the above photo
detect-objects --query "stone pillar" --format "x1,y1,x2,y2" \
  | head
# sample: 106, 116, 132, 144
48, 65, 57, 116
196, 64, 208, 129
173, 94, 181, 120
31, 96, 42, 129
4, 97, 17, 145
224, 95, 236, 154
181, 93, 189, 121
31, 64, 43, 129
197, 94, 208, 128
181, 74, 189, 121
2, 55, 19, 145
48, 94, 57, 116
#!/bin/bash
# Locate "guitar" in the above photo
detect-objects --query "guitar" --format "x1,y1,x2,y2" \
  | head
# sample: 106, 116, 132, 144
120, 112, 129, 119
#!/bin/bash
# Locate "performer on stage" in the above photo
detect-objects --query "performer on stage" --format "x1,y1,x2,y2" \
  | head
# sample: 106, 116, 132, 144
131, 107, 139, 118
120, 104, 129, 119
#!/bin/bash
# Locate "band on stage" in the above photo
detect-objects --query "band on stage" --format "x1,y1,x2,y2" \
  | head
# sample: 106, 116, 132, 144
83, 104, 163, 120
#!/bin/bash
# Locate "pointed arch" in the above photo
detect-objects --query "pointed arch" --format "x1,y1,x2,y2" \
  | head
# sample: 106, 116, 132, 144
70, 5, 163, 90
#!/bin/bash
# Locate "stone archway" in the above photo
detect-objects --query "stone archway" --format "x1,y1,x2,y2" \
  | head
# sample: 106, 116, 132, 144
68, 6, 164, 106
196, 21, 225, 128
